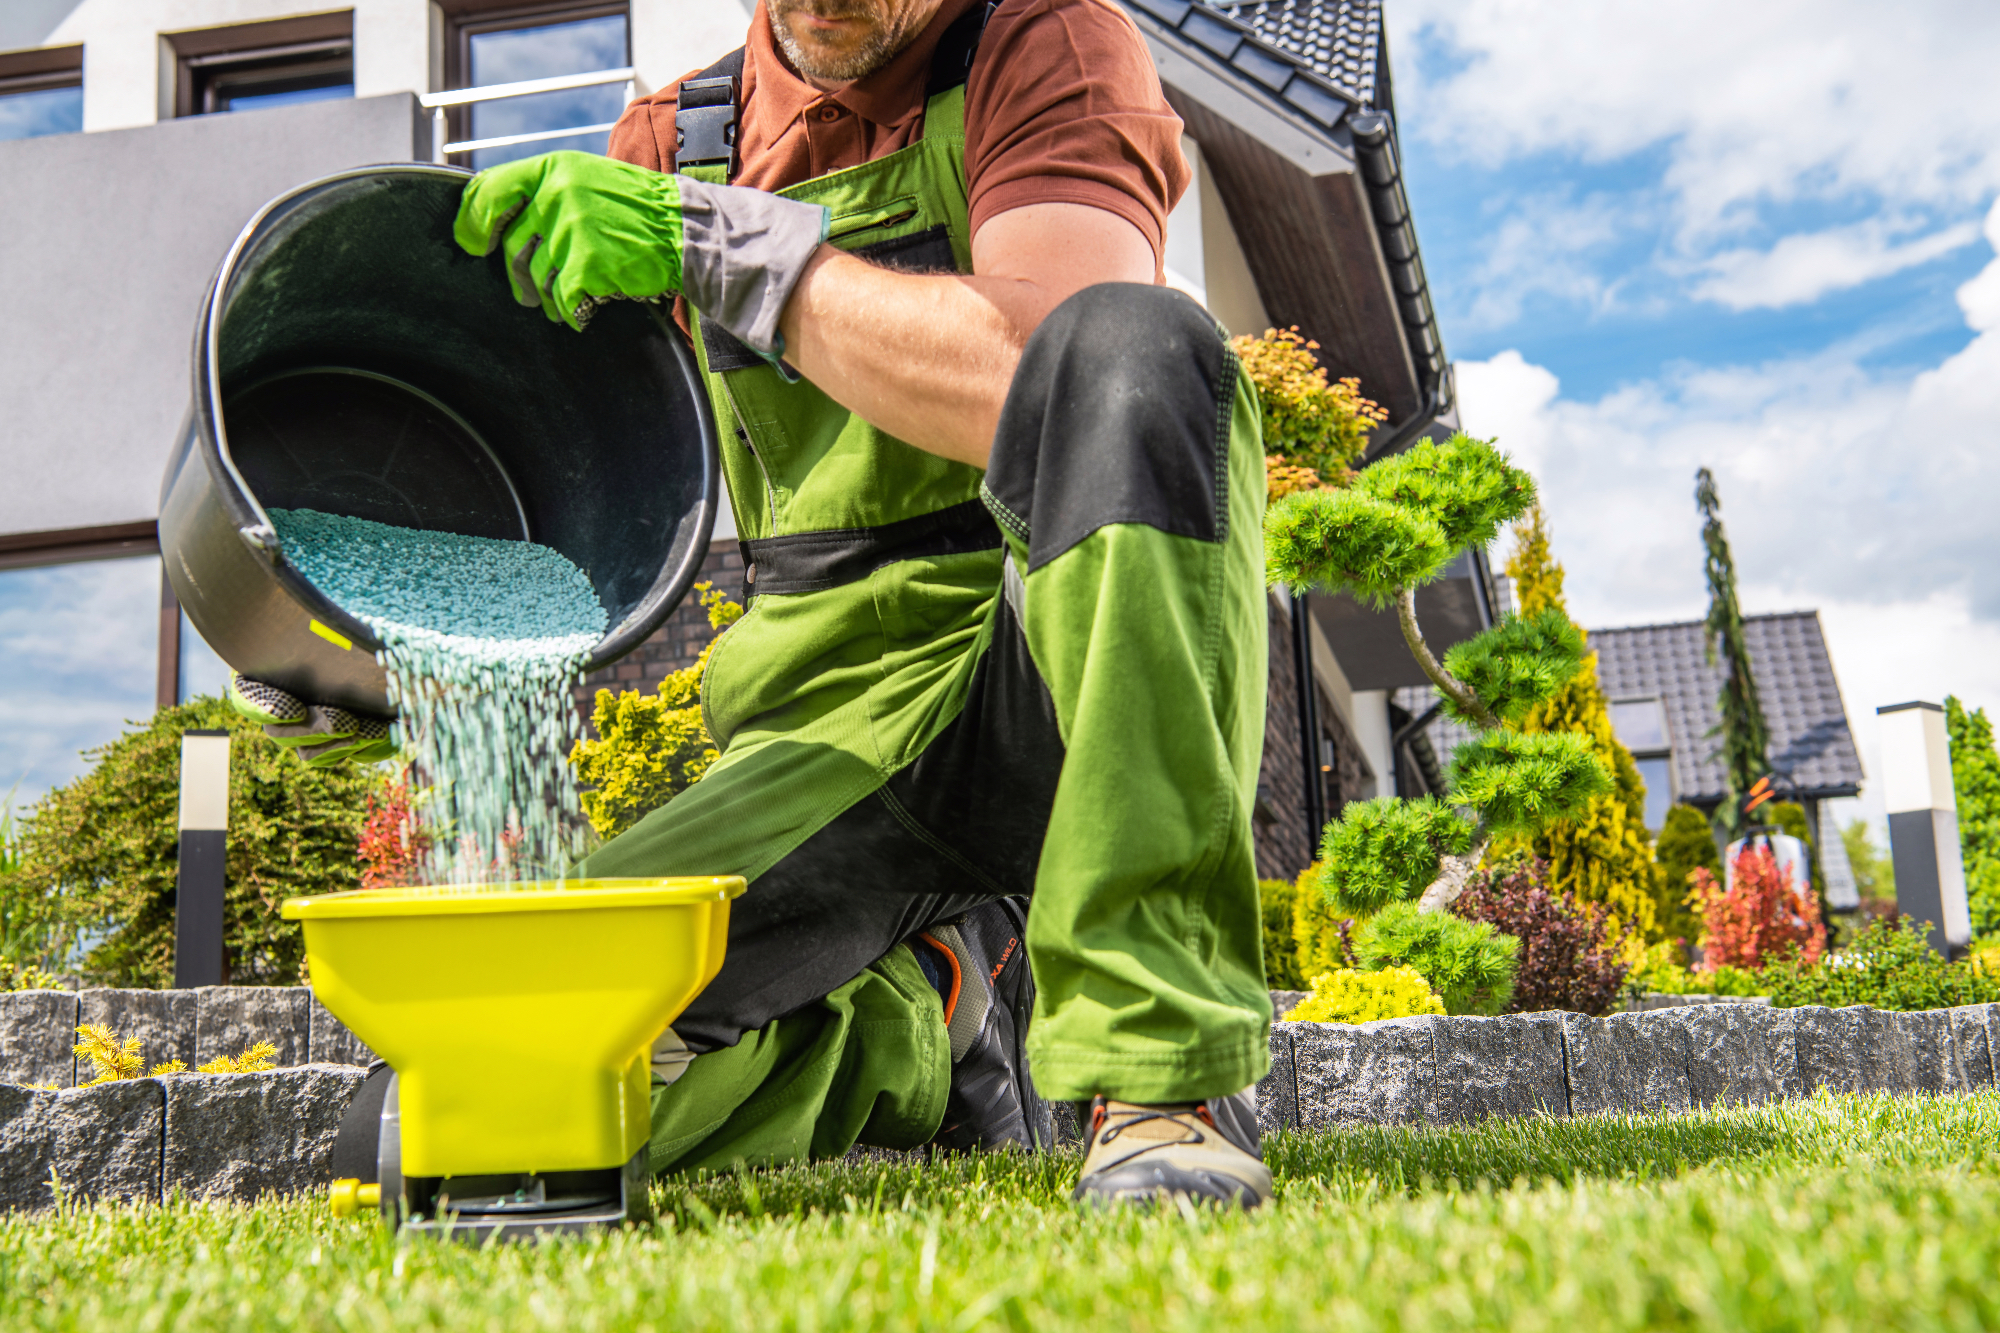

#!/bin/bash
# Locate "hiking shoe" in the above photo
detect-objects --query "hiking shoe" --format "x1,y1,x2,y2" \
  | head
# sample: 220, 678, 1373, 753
917, 897, 1054, 1152
1072, 1091, 1271, 1209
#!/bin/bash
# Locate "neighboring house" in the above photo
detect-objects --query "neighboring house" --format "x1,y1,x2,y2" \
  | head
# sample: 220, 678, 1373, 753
1389, 610, 1867, 908
0, 0, 1490, 877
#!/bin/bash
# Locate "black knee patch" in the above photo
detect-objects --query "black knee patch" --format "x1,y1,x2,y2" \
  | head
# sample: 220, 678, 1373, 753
982, 283, 1236, 572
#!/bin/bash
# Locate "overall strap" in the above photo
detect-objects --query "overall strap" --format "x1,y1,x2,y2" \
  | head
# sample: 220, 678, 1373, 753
675, 46, 745, 176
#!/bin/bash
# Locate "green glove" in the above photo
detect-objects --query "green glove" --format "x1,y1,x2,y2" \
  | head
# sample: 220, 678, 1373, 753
228, 675, 398, 768
453, 151, 829, 356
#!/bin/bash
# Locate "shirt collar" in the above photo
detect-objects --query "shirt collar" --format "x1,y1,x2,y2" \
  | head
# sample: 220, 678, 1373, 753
748, 0, 983, 132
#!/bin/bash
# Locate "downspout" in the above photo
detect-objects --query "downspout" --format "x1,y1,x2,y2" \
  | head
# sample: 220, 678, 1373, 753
1291, 591, 1325, 862
1349, 110, 1452, 462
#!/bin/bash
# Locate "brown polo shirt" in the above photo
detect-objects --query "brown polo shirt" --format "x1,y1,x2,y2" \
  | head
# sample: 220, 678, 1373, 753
607, 0, 1190, 261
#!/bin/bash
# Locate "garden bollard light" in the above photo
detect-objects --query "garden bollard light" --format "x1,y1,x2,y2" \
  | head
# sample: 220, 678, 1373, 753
174, 729, 231, 987
1878, 700, 1973, 957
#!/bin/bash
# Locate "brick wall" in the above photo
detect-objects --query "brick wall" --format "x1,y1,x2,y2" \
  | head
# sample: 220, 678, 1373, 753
1257, 594, 1314, 882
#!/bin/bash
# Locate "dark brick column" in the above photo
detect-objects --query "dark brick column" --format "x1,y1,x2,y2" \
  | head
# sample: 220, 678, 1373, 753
575, 543, 745, 724
1256, 594, 1312, 882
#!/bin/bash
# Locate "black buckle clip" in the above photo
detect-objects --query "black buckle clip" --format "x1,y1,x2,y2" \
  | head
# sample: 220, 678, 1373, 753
675, 74, 738, 176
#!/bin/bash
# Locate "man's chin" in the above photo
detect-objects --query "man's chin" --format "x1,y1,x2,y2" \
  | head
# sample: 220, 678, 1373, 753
773, 12, 901, 83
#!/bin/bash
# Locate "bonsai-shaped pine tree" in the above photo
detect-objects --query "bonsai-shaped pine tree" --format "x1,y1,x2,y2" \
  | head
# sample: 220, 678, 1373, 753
1497, 507, 1662, 939
1945, 695, 2000, 937
1695, 468, 1770, 840
1265, 434, 1611, 1012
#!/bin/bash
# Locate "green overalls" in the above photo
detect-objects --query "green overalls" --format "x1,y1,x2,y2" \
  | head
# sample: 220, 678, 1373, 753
579, 71, 1275, 1174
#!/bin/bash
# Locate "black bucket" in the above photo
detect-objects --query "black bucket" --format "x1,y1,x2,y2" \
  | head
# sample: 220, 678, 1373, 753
159, 164, 718, 717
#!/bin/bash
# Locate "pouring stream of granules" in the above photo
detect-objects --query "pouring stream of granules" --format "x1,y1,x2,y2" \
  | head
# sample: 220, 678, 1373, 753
271, 508, 607, 884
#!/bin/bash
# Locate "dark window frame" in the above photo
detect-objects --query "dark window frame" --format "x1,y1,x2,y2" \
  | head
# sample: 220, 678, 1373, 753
0, 45, 85, 132
164, 11, 355, 119
438, 0, 629, 149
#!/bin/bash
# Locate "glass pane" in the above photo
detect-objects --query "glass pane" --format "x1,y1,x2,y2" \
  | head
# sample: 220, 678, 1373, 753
468, 13, 626, 167
0, 85, 82, 142
0, 559, 160, 807
1609, 697, 1668, 751
222, 81, 354, 113
179, 611, 234, 704
1635, 756, 1673, 831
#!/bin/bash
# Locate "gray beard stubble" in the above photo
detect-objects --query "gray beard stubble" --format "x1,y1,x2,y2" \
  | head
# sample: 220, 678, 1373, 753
768, 0, 921, 83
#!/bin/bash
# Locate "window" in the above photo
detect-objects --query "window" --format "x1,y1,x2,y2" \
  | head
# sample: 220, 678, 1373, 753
1610, 696, 1674, 829
0, 46, 82, 142
0, 559, 162, 806
442, 3, 629, 168
167, 13, 354, 118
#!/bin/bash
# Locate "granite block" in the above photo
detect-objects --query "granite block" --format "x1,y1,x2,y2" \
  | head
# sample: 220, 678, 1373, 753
1430, 1013, 1569, 1123
1956, 1003, 1999, 1089
1793, 1006, 1918, 1095
1257, 1024, 1299, 1132
1562, 1009, 1693, 1117
1676, 1001, 1801, 1106
1291, 1016, 1433, 1128
0, 990, 78, 1088
163, 1065, 367, 1202
53, 1078, 163, 1206
306, 996, 376, 1068
1897, 1008, 1961, 1093
1047, 1097, 1082, 1147
78, 990, 196, 1075
195, 987, 310, 1068
0, 1084, 58, 1210
1268, 990, 1308, 1018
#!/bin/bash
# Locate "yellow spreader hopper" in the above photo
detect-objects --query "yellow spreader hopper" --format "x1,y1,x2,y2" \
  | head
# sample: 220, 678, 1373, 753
283, 876, 745, 1239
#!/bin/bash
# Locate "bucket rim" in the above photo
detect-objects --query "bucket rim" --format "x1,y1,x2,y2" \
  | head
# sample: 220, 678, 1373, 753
281, 875, 747, 919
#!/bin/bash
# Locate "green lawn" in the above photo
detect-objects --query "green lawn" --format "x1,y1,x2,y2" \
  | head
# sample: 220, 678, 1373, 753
9, 1091, 2000, 1331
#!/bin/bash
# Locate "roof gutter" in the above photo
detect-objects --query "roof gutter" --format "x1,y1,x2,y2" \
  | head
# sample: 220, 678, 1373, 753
1348, 109, 1451, 460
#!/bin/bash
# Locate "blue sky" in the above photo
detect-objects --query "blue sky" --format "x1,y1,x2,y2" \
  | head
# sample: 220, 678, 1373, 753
1382, 0, 2000, 834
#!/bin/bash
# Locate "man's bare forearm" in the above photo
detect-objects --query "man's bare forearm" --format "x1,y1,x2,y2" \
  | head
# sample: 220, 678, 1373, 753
774, 202, 1159, 469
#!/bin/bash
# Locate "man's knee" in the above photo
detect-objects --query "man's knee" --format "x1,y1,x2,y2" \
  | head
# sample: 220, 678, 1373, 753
984, 284, 1236, 571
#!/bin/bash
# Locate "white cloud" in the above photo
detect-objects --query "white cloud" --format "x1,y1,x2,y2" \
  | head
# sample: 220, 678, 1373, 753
1458, 192, 1633, 329
1691, 218, 1982, 311
1390, 0, 2000, 301
1455, 200, 2000, 814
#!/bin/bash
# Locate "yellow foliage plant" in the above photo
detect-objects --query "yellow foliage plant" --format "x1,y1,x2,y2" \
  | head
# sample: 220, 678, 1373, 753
72, 1023, 199, 1082
1497, 509, 1663, 942
570, 582, 744, 840
1230, 327, 1387, 505
1291, 862, 1353, 982
198, 1040, 277, 1074
1283, 966, 1446, 1023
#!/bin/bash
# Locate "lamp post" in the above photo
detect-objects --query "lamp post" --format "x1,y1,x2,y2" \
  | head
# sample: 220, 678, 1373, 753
174, 729, 231, 988
1877, 701, 1972, 957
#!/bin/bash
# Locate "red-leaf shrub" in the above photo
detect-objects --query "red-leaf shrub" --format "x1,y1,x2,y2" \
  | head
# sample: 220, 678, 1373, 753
1452, 857, 1633, 1015
358, 774, 430, 890
1687, 843, 1826, 972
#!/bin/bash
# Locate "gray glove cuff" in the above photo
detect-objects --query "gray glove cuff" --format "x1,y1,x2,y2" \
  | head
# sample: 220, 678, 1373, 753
675, 177, 830, 360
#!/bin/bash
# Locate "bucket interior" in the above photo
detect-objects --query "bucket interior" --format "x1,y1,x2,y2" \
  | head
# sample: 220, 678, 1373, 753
208, 167, 715, 660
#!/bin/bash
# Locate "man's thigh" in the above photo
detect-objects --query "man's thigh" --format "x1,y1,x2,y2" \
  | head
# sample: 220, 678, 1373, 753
673, 592, 1064, 1052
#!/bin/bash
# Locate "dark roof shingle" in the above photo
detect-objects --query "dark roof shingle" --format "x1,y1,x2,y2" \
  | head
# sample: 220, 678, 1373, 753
1209, 0, 1382, 105
1590, 611, 1864, 805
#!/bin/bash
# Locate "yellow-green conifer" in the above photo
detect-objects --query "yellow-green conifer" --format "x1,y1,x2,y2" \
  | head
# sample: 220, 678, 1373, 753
1500, 509, 1663, 938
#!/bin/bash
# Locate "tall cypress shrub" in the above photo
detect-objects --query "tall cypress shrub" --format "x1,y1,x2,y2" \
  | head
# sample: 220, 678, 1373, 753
1655, 803, 1721, 946
1945, 695, 2000, 937
1499, 508, 1662, 939
1695, 468, 1770, 840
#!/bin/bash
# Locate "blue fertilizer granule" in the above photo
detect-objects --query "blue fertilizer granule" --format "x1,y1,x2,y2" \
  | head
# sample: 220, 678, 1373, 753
272, 508, 608, 884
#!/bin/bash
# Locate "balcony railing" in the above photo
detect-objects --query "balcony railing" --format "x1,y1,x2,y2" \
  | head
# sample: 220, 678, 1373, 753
418, 66, 635, 164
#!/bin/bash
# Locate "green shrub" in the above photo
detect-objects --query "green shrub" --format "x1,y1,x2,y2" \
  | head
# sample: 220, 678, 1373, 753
1654, 804, 1720, 946
0, 698, 376, 988
1258, 877, 1307, 991
1283, 966, 1445, 1023
1627, 941, 1766, 997
1354, 901, 1518, 1015
1767, 917, 2000, 1012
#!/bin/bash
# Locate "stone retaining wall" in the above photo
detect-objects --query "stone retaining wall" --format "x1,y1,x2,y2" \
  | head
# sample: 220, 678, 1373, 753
4, 999, 1996, 1211
1254, 1002, 1998, 1131
0, 987, 373, 1087
0, 1065, 366, 1212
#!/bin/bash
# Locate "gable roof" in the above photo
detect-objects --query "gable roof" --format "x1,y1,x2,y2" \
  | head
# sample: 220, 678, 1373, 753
1590, 611, 1865, 806
1116, 0, 1447, 437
